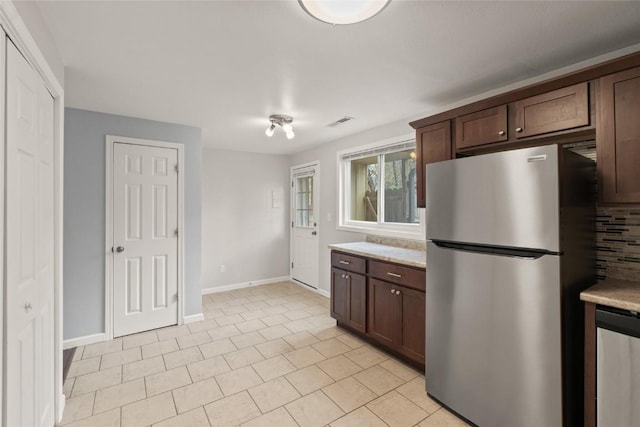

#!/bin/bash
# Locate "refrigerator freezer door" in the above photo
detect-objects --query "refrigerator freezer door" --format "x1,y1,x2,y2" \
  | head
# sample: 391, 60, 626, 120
426, 144, 560, 252
426, 241, 563, 427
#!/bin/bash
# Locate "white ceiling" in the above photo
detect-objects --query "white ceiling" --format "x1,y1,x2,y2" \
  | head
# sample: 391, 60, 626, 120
36, 1, 640, 155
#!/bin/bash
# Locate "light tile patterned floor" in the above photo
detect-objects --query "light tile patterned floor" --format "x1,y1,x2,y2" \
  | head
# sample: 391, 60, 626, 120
63, 281, 469, 427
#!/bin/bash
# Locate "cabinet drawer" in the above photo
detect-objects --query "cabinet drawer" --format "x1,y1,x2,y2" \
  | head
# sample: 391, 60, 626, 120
331, 251, 366, 274
369, 260, 425, 292
456, 105, 508, 149
514, 82, 589, 138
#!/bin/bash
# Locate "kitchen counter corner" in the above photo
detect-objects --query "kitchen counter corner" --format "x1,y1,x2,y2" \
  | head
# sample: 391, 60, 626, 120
581, 279, 640, 312
328, 242, 426, 269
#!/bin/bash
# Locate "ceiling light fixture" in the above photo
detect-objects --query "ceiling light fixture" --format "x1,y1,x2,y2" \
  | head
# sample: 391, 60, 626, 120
265, 114, 295, 140
298, 0, 391, 25
265, 123, 276, 137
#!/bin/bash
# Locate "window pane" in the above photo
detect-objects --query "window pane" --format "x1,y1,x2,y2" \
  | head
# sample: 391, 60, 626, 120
383, 149, 418, 224
350, 156, 378, 222
295, 176, 314, 227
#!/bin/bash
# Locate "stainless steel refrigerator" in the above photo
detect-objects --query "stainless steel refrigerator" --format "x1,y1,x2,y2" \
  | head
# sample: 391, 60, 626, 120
425, 144, 595, 427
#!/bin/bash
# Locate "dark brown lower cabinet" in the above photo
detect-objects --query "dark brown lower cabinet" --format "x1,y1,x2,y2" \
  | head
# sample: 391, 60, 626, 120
398, 286, 426, 362
330, 250, 426, 368
368, 278, 425, 365
367, 279, 397, 348
330, 267, 366, 334
584, 302, 596, 427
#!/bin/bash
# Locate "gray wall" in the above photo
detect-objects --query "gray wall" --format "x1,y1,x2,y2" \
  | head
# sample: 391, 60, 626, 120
64, 108, 202, 340
289, 118, 419, 294
202, 148, 290, 289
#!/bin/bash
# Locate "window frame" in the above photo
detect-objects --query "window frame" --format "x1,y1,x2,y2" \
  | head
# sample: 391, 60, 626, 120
337, 133, 425, 240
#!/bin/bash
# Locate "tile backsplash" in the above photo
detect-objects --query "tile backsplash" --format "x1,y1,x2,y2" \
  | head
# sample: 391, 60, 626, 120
596, 207, 640, 281
567, 140, 640, 282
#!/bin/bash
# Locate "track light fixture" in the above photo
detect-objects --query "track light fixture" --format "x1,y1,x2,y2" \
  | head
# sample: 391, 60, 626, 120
265, 114, 295, 140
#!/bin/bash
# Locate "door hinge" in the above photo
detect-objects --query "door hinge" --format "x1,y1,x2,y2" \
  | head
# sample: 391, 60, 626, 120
291, 221, 294, 228
291, 181, 294, 188
291, 262, 294, 269
174, 228, 179, 237
175, 164, 179, 173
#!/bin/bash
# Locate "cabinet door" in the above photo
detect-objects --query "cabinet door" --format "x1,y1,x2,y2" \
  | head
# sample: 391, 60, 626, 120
513, 82, 589, 138
397, 286, 425, 364
367, 278, 398, 348
456, 105, 508, 149
598, 66, 640, 204
416, 120, 452, 208
330, 268, 349, 323
347, 273, 367, 334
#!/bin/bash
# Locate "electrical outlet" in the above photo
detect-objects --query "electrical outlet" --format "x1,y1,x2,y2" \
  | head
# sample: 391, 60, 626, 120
220, 264, 226, 273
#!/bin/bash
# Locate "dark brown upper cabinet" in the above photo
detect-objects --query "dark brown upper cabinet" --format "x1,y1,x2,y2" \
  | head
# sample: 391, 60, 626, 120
598, 66, 640, 204
455, 105, 508, 150
416, 120, 452, 208
513, 82, 589, 139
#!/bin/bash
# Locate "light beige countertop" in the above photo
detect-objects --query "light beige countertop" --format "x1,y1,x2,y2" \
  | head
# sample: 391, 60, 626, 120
580, 279, 640, 312
329, 242, 426, 269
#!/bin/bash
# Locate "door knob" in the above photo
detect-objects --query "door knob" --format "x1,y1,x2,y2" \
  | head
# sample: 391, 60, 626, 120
311, 231, 317, 235
116, 246, 125, 253
515, 127, 523, 133
24, 302, 32, 312
498, 130, 505, 136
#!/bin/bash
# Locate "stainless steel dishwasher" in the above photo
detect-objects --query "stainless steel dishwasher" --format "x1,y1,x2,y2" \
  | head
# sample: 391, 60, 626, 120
596, 306, 640, 426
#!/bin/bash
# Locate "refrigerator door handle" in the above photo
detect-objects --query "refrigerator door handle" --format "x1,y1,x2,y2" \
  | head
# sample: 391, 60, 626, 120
431, 240, 558, 260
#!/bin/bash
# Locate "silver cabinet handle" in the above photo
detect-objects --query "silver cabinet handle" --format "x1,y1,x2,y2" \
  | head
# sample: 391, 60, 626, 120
498, 130, 505, 136
341, 274, 345, 279
390, 288, 396, 294
339, 260, 350, 265
515, 127, 523, 133
395, 290, 401, 295
25, 302, 32, 312
116, 246, 125, 253
344, 274, 349, 280
387, 272, 402, 278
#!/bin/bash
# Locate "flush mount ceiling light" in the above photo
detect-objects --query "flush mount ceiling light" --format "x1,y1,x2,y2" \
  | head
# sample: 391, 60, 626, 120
265, 114, 295, 140
298, 0, 391, 25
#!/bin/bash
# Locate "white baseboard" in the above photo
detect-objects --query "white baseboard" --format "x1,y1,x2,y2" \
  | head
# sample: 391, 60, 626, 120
63, 332, 106, 349
57, 393, 66, 424
183, 313, 204, 324
202, 276, 291, 295
317, 289, 330, 299
290, 279, 330, 299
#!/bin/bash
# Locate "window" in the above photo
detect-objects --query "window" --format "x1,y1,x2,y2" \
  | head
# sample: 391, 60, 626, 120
338, 135, 424, 238
295, 175, 314, 227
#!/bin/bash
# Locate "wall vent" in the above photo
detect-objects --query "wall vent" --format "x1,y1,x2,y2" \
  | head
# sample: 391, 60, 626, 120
326, 116, 355, 127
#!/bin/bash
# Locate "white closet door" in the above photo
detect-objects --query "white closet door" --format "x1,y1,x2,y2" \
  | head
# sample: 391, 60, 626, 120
112, 142, 179, 337
5, 40, 55, 427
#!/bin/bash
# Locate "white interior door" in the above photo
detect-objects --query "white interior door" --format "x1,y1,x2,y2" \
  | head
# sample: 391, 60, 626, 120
5, 40, 55, 427
291, 164, 319, 289
112, 143, 179, 337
